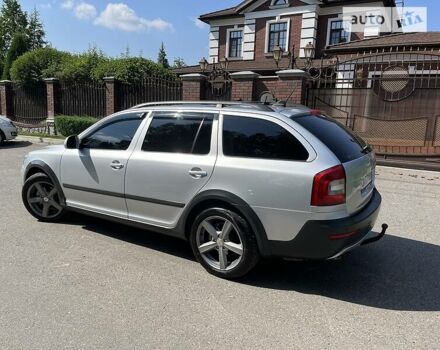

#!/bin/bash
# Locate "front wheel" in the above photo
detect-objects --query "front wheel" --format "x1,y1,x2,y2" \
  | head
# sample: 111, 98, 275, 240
190, 208, 260, 279
22, 174, 66, 222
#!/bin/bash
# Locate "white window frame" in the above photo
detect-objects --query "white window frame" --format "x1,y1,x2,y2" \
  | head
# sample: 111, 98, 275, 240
326, 16, 351, 47
269, 0, 289, 9
225, 26, 244, 59
265, 18, 291, 54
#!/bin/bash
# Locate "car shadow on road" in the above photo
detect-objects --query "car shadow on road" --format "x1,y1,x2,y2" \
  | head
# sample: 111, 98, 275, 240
243, 233, 440, 312
0, 141, 32, 148
66, 214, 194, 261
66, 214, 440, 312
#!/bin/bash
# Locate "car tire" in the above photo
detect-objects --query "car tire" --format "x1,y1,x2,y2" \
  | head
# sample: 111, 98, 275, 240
0, 130, 5, 144
189, 207, 260, 279
22, 173, 66, 222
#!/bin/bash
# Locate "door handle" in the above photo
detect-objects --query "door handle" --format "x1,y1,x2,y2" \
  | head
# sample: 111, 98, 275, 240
110, 161, 124, 170
189, 168, 208, 179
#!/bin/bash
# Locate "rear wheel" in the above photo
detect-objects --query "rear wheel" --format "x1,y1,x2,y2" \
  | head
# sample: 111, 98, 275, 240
190, 208, 260, 279
22, 174, 66, 222
0, 130, 5, 144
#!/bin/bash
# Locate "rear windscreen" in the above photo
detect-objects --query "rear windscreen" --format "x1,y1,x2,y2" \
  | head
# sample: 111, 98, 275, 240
292, 114, 369, 163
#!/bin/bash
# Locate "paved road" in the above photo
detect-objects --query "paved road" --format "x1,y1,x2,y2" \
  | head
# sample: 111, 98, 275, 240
1, 141, 439, 350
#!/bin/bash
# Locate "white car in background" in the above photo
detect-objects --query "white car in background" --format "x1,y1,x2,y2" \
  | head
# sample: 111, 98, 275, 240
0, 116, 18, 143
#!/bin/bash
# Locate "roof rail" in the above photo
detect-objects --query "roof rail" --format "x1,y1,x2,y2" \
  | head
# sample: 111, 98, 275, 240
130, 101, 267, 110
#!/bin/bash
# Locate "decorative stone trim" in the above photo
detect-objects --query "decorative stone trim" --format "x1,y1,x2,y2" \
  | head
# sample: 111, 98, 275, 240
230, 71, 260, 80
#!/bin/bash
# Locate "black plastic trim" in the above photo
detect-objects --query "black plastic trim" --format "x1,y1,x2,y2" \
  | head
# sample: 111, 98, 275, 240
25, 161, 66, 206
62, 183, 185, 208
176, 189, 271, 255
266, 189, 382, 259
67, 207, 183, 239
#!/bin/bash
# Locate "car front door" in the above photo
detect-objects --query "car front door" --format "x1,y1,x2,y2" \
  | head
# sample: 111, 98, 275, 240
60, 112, 146, 218
125, 110, 218, 227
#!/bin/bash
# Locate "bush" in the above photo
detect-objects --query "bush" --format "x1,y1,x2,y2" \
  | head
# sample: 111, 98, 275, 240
11, 48, 177, 85
10, 47, 70, 85
91, 57, 176, 83
55, 115, 98, 136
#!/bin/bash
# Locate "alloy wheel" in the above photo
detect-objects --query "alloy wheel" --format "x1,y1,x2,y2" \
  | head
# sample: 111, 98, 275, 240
26, 181, 63, 219
196, 216, 244, 271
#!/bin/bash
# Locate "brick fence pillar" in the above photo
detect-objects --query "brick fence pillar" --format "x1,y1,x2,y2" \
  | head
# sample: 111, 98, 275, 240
0, 80, 14, 117
230, 71, 260, 101
104, 76, 119, 116
181, 74, 206, 101
44, 78, 59, 118
275, 69, 310, 105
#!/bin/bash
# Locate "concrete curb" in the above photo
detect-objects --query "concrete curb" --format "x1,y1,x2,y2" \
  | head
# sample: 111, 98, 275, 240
15, 135, 65, 145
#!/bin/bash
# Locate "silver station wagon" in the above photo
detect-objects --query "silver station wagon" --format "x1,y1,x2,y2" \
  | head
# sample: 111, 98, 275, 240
21, 102, 387, 279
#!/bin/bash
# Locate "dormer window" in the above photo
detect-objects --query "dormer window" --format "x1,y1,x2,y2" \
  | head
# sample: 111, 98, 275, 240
270, 0, 289, 8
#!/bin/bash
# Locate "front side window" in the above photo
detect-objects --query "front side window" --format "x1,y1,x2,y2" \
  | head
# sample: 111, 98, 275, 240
222, 115, 309, 161
268, 21, 288, 52
329, 20, 350, 45
228, 30, 243, 58
81, 112, 145, 150
142, 112, 214, 155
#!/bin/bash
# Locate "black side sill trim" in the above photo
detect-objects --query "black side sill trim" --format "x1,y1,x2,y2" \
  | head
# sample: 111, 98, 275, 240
63, 183, 185, 208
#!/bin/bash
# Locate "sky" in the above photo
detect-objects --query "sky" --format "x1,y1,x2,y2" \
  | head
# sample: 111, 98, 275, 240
19, 0, 440, 66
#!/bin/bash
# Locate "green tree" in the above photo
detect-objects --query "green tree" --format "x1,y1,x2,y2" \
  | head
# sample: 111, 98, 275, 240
172, 57, 186, 69
0, 0, 28, 59
26, 8, 46, 50
2, 32, 29, 79
157, 42, 170, 69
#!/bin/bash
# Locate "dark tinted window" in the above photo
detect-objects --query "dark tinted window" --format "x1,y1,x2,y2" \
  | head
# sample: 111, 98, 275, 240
142, 112, 214, 154
293, 114, 368, 162
223, 115, 309, 161
81, 113, 144, 150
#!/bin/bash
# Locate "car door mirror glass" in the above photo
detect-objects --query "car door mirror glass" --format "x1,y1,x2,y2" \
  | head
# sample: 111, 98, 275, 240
65, 135, 80, 149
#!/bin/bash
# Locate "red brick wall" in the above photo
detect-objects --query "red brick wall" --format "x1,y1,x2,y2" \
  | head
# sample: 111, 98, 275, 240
254, 76, 306, 104
232, 80, 254, 101
182, 80, 205, 101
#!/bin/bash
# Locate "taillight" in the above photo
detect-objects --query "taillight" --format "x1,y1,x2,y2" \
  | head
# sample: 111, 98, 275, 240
311, 165, 346, 206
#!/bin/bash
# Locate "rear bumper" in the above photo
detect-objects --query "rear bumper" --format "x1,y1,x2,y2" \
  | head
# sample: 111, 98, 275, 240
266, 189, 382, 259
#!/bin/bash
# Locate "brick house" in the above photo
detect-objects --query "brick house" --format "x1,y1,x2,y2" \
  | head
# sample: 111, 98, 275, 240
175, 0, 399, 75
174, 0, 440, 157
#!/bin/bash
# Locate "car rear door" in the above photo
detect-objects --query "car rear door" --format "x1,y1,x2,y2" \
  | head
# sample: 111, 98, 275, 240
125, 110, 218, 227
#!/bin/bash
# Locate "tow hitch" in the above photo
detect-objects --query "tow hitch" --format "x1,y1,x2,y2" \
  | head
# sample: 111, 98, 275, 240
361, 223, 388, 246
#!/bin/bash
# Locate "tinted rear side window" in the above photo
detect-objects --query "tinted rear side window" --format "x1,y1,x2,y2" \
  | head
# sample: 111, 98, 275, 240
142, 111, 214, 154
293, 115, 368, 162
223, 115, 309, 161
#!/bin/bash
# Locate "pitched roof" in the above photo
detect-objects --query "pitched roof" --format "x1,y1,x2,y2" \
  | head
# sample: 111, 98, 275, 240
199, 0, 396, 23
325, 32, 440, 53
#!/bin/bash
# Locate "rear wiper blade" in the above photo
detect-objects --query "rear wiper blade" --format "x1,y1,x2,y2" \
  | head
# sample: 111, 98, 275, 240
361, 145, 372, 154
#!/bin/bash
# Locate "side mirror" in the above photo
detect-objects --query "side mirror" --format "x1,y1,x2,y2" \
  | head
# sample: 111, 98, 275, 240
65, 135, 80, 149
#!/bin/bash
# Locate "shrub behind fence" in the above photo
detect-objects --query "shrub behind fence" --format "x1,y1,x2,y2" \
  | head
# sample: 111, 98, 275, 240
12, 82, 47, 125
118, 77, 182, 110
58, 81, 106, 118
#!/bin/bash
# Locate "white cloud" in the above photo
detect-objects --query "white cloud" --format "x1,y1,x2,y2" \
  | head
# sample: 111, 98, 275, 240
74, 2, 97, 20
94, 3, 173, 32
193, 17, 207, 30
61, 0, 74, 10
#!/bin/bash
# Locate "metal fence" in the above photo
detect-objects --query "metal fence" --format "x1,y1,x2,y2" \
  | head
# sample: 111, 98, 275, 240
118, 77, 182, 110
306, 48, 440, 155
58, 81, 106, 118
11, 83, 47, 125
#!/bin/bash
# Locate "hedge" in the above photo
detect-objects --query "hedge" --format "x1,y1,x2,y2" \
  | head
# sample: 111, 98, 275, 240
55, 115, 98, 136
